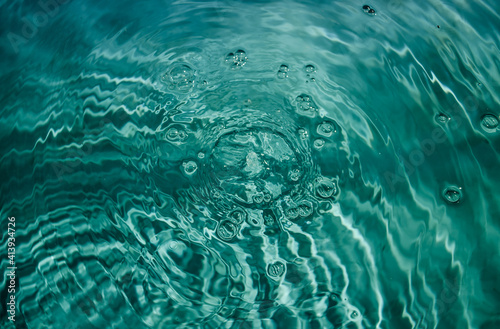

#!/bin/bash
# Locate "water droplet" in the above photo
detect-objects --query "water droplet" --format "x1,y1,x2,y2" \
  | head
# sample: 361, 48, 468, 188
436, 113, 450, 124
182, 160, 198, 175
228, 209, 247, 224
362, 5, 370, 10
267, 261, 285, 278
442, 186, 463, 204
304, 64, 316, 73
368, 8, 376, 15
225, 49, 247, 68
317, 121, 336, 137
164, 64, 195, 91
314, 178, 338, 199
481, 114, 499, 132
279, 64, 289, 72
217, 220, 238, 241
313, 138, 325, 149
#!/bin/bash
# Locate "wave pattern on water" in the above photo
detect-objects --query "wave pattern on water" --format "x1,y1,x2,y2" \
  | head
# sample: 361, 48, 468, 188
1, 0, 500, 328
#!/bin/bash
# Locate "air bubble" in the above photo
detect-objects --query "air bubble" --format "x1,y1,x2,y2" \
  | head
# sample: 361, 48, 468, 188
295, 94, 317, 117
253, 193, 264, 204
182, 161, 198, 175
225, 49, 248, 68
314, 178, 338, 199
298, 201, 313, 217
267, 261, 285, 278
298, 128, 308, 140
277, 64, 289, 79
436, 113, 450, 124
285, 206, 299, 220
164, 64, 195, 91
228, 209, 247, 224
288, 168, 302, 182
166, 126, 188, 143
304, 64, 316, 73
363, 5, 376, 15
198, 152, 205, 159
481, 114, 499, 132
317, 121, 336, 137
313, 138, 325, 149
350, 311, 359, 319
217, 220, 238, 241
442, 186, 462, 204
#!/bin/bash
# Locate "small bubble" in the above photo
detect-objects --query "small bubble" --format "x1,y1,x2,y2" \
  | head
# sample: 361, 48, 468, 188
436, 113, 450, 124
279, 64, 289, 72
304, 64, 316, 73
350, 311, 359, 319
246, 216, 260, 226
442, 186, 463, 204
182, 160, 198, 175
368, 8, 376, 15
481, 114, 499, 132
228, 209, 247, 224
198, 152, 205, 159
166, 127, 179, 140
298, 201, 313, 217
313, 138, 325, 149
263, 193, 272, 203
314, 178, 338, 199
267, 261, 285, 278
164, 64, 195, 91
317, 121, 336, 137
298, 128, 308, 140
217, 220, 238, 241
288, 168, 302, 182
226, 49, 247, 68
285, 206, 299, 220
277, 64, 289, 79
253, 193, 265, 204
296, 94, 317, 117
362, 5, 370, 10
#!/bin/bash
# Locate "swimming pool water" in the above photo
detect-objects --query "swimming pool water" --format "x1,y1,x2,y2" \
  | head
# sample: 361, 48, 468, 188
1, 0, 499, 328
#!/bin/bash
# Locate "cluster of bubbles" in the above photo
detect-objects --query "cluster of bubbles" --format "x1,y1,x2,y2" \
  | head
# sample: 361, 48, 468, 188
162, 63, 195, 91
441, 186, 463, 204
277, 64, 289, 79
295, 94, 318, 117
165, 125, 189, 144
284, 200, 314, 220
304, 64, 316, 83
225, 49, 248, 69
362, 4, 376, 15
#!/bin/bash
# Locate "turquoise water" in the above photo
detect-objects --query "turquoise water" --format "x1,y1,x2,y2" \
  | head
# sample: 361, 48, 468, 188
1, 0, 500, 328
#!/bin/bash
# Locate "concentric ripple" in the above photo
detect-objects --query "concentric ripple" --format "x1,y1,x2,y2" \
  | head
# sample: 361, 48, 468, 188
1, 0, 500, 329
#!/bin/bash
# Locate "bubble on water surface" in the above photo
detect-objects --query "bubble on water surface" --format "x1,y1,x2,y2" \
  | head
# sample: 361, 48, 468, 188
288, 168, 302, 182
228, 209, 247, 224
313, 138, 325, 149
298, 200, 313, 217
267, 261, 285, 278
304, 64, 316, 73
436, 113, 450, 124
442, 186, 463, 204
285, 206, 299, 220
296, 94, 318, 117
166, 125, 188, 144
314, 177, 338, 199
225, 49, 248, 68
217, 220, 238, 241
481, 114, 499, 132
317, 121, 336, 137
277, 64, 289, 79
163, 64, 195, 91
182, 160, 198, 175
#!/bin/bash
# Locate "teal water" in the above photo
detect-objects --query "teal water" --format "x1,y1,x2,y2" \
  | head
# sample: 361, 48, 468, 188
1, 0, 500, 328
